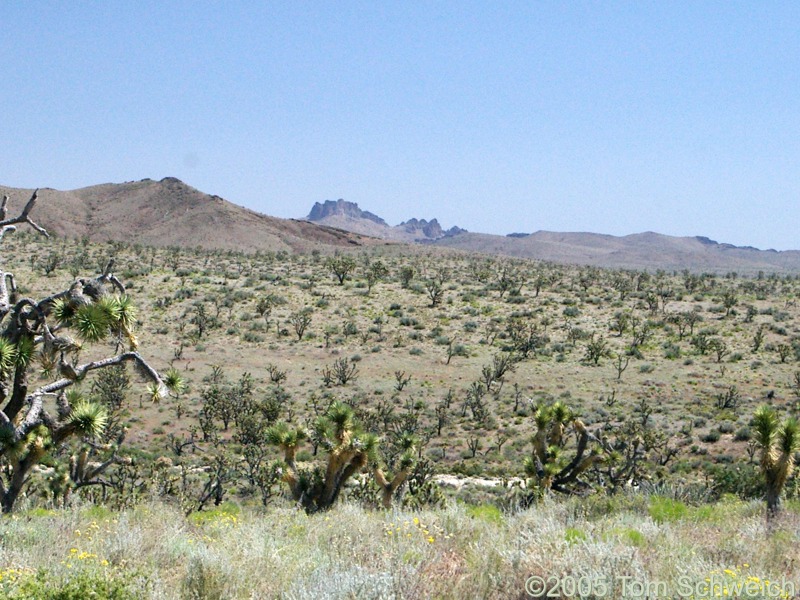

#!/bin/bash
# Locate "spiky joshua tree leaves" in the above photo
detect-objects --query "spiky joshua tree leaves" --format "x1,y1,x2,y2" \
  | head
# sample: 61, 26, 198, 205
0, 191, 176, 513
267, 401, 380, 513
373, 432, 416, 509
752, 405, 799, 518
524, 401, 604, 498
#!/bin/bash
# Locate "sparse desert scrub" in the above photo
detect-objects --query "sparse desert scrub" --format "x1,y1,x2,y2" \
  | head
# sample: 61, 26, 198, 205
1, 496, 799, 599
3, 226, 800, 514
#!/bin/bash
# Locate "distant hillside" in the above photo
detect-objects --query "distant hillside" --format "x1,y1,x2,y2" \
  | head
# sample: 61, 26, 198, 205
303, 199, 800, 273
306, 199, 465, 243
434, 230, 800, 274
4, 178, 799, 273
0, 179, 383, 253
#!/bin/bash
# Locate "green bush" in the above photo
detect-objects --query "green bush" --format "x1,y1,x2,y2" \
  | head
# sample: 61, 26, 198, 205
0, 565, 149, 600
622, 528, 646, 547
648, 496, 689, 523
708, 463, 764, 500
466, 503, 503, 524
564, 527, 587, 544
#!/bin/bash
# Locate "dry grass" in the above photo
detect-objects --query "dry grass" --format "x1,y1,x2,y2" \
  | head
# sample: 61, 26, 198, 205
1, 496, 799, 598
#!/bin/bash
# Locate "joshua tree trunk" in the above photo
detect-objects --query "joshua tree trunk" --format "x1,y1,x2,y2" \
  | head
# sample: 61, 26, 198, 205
1, 457, 33, 513
374, 466, 412, 509
766, 488, 781, 517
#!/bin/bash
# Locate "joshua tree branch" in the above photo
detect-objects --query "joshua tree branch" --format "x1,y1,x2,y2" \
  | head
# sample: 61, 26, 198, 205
0, 190, 49, 238
13, 352, 167, 443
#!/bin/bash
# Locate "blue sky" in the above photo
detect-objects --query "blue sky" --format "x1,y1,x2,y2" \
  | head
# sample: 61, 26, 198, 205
2, 2, 798, 250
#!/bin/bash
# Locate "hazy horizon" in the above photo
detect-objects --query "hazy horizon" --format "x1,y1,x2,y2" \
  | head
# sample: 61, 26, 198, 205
3, 3, 798, 250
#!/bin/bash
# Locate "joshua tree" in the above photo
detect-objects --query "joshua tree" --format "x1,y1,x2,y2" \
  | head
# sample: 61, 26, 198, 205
267, 401, 378, 513
583, 333, 611, 366
708, 338, 729, 363
0, 191, 175, 512
365, 260, 389, 294
373, 433, 416, 509
424, 278, 444, 307
752, 405, 798, 517
290, 308, 313, 341
326, 255, 357, 285
424, 268, 450, 307
722, 289, 738, 317
524, 402, 603, 496
255, 294, 278, 328
399, 265, 415, 289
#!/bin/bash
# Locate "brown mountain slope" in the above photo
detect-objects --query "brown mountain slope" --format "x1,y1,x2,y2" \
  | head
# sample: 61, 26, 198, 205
0, 178, 382, 253
434, 230, 800, 273
301, 199, 800, 273
4, 178, 799, 273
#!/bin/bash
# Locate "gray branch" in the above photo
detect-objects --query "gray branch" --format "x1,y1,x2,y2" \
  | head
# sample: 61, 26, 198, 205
13, 352, 167, 443
0, 190, 49, 238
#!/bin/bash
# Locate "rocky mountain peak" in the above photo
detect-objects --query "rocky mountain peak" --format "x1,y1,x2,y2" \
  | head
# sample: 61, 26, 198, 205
307, 199, 387, 226
400, 217, 443, 239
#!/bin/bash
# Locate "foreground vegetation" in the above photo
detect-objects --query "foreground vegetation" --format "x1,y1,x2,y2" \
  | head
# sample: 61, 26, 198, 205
1, 494, 799, 599
1, 193, 800, 596
4, 214, 800, 512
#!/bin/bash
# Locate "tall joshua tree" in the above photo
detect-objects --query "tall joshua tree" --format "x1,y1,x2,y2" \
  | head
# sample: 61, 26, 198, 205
752, 405, 798, 517
0, 191, 175, 512
268, 401, 378, 513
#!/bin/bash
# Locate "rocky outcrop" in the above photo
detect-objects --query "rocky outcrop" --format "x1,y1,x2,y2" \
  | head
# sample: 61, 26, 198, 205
444, 226, 467, 237
399, 218, 442, 239
305, 200, 465, 242
307, 199, 387, 226
396, 219, 465, 239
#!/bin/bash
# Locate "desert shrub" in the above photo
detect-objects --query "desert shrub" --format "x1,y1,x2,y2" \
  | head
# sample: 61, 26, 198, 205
648, 496, 689, 523
0, 565, 149, 600
564, 526, 588, 544
708, 463, 764, 500
465, 503, 504, 524
718, 421, 735, 434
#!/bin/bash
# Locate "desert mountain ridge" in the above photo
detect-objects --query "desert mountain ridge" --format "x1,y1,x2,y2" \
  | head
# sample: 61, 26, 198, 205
0, 178, 386, 254
306, 199, 466, 243
303, 199, 800, 273
1, 177, 799, 273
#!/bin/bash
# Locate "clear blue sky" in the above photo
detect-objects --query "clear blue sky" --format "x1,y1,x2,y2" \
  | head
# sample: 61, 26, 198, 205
2, 2, 799, 250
